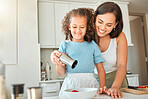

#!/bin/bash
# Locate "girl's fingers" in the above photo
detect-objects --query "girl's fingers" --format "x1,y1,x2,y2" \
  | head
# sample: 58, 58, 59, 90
103, 86, 108, 93
99, 86, 108, 94
55, 51, 62, 57
98, 88, 103, 94
51, 50, 63, 65
107, 91, 111, 96
107, 89, 111, 95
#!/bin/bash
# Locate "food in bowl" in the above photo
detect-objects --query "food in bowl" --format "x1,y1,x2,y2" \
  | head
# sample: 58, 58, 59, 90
72, 90, 79, 92
64, 88, 97, 99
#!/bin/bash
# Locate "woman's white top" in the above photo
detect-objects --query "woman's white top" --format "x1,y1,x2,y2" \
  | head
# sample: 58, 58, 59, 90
94, 38, 117, 74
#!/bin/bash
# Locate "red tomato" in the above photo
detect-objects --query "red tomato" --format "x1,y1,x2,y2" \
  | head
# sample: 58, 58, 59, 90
72, 90, 79, 92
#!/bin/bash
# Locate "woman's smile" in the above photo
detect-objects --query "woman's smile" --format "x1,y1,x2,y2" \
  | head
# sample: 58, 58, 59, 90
98, 29, 106, 34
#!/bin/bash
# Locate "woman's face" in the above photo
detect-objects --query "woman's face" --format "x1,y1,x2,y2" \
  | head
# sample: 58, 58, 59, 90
95, 13, 118, 38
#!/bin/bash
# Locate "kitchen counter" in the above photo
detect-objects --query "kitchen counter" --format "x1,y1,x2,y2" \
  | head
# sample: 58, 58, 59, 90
43, 92, 148, 99
39, 80, 64, 83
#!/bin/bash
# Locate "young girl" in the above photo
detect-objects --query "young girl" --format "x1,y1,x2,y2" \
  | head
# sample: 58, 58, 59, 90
51, 8, 107, 96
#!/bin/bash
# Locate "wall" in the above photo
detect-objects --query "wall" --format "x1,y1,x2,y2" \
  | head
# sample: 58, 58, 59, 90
5, 0, 40, 98
127, 16, 148, 85
144, 14, 148, 70
40, 48, 65, 80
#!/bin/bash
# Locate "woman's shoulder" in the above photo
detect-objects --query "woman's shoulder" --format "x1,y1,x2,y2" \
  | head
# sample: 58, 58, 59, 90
116, 32, 127, 46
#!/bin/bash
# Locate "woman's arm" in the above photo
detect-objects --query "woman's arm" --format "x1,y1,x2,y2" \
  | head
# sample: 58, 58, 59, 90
108, 32, 128, 98
113, 32, 128, 88
50, 50, 66, 76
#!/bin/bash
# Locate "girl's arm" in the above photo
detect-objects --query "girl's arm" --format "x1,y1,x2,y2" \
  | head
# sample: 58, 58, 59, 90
96, 62, 107, 93
50, 50, 66, 76
108, 32, 128, 98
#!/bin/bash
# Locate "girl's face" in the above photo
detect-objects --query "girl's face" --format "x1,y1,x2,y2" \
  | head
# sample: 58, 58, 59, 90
95, 13, 118, 38
69, 15, 87, 42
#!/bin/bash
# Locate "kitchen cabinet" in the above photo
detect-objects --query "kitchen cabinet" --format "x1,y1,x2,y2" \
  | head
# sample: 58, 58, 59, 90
38, 0, 133, 48
69, 2, 97, 10
55, 3, 69, 48
38, 0, 97, 48
38, 1, 70, 48
40, 80, 63, 97
38, 2, 55, 48
0, 0, 17, 64
126, 74, 139, 86
117, 2, 133, 46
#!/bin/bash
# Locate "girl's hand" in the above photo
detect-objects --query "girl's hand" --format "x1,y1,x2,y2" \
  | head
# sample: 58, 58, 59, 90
98, 86, 108, 94
50, 50, 65, 66
107, 87, 122, 98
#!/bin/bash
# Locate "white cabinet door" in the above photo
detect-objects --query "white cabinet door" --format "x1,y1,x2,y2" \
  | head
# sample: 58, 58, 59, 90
70, 3, 97, 10
117, 3, 133, 46
39, 2, 55, 48
40, 82, 61, 97
55, 3, 69, 47
38, 1, 133, 48
0, 0, 17, 64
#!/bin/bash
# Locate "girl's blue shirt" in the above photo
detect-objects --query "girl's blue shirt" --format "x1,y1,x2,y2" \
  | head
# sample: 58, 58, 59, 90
59, 40, 104, 74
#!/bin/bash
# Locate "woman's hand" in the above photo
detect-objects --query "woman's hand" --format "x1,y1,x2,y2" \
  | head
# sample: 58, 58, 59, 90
50, 50, 65, 66
98, 86, 108, 94
107, 87, 122, 98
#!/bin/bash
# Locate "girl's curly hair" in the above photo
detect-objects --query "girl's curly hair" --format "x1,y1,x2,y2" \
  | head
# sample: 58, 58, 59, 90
62, 8, 95, 42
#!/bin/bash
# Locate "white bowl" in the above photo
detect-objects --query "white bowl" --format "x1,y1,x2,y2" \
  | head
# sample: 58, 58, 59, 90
64, 88, 98, 99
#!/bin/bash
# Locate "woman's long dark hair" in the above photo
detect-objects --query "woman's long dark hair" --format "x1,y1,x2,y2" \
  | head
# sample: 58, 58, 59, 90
94, 2, 123, 44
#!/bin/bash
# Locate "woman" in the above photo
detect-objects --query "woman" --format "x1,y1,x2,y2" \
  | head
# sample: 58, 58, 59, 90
51, 2, 128, 98
94, 2, 128, 98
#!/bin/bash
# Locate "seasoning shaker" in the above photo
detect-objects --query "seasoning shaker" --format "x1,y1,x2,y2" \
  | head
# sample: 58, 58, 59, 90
60, 53, 78, 69
11, 84, 24, 99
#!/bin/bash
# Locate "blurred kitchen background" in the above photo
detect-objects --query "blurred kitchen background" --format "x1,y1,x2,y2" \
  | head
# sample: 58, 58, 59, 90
0, 0, 148, 98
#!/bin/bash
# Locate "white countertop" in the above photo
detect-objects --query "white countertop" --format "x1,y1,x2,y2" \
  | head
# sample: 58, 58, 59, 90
43, 92, 148, 99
